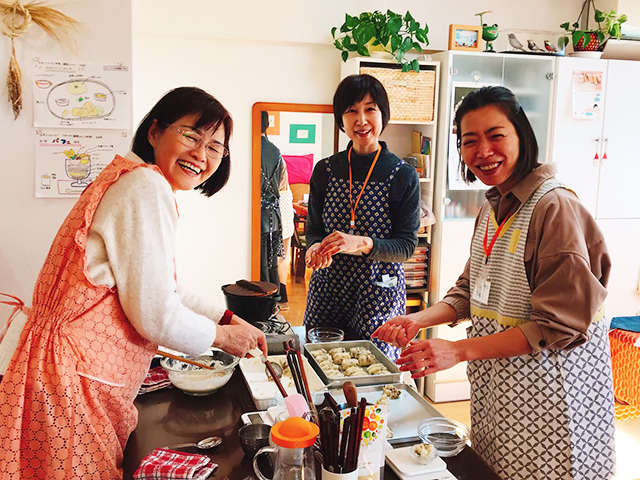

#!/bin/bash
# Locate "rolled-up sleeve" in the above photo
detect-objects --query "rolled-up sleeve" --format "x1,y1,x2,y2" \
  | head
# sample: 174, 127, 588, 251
520, 189, 610, 353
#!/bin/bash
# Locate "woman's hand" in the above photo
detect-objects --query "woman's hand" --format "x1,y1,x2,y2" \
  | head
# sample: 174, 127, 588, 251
371, 315, 422, 348
395, 339, 462, 378
213, 315, 267, 357
316, 231, 373, 257
306, 243, 333, 270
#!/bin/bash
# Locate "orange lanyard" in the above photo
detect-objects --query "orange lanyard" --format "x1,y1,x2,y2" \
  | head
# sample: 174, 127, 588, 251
348, 145, 381, 231
482, 210, 515, 264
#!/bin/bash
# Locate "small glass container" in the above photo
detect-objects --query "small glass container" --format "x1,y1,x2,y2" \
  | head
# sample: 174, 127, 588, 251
418, 417, 469, 457
307, 327, 345, 343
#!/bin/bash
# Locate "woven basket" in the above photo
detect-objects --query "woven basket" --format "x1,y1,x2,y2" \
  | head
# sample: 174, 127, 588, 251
360, 66, 436, 122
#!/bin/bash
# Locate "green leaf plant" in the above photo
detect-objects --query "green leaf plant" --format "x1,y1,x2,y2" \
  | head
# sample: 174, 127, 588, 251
558, 0, 627, 51
331, 10, 429, 72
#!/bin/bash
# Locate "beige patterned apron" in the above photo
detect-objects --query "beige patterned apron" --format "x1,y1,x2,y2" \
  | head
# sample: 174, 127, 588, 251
467, 179, 616, 480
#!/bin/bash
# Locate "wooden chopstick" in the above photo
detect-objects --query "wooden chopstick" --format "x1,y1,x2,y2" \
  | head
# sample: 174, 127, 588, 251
155, 350, 216, 371
265, 359, 288, 398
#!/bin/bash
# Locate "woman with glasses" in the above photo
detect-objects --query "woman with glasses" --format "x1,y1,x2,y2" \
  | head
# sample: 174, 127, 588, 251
0, 87, 266, 479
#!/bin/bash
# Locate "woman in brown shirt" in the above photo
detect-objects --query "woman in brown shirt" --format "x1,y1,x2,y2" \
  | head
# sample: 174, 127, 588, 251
374, 86, 615, 480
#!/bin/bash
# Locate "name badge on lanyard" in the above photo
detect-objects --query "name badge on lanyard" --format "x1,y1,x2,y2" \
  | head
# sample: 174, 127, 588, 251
472, 266, 491, 305
347, 146, 381, 238
473, 209, 515, 305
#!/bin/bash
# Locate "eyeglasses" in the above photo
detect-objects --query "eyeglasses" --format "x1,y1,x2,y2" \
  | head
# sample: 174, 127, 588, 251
168, 125, 229, 160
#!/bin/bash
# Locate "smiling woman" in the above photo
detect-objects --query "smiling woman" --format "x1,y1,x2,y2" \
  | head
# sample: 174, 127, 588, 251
0, 86, 267, 479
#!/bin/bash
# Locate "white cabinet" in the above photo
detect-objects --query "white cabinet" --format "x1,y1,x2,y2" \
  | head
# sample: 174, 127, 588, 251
426, 51, 556, 402
550, 57, 640, 317
551, 57, 640, 220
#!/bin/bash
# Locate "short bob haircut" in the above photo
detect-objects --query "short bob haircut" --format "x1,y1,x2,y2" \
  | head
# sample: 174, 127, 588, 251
131, 86, 233, 197
333, 74, 390, 133
454, 86, 538, 184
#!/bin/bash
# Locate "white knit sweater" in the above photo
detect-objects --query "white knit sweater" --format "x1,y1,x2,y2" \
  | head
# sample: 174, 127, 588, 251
84, 153, 221, 356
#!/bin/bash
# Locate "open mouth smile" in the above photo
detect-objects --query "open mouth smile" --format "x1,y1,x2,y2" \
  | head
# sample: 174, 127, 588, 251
355, 128, 371, 137
477, 161, 501, 172
177, 160, 203, 175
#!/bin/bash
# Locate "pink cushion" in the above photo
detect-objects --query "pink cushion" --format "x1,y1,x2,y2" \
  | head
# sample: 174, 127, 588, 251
282, 154, 314, 184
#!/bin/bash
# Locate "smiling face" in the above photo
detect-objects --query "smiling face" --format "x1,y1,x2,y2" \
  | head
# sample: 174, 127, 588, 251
148, 114, 225, 192
342, 93, 383, 155
459, 104, 521, 187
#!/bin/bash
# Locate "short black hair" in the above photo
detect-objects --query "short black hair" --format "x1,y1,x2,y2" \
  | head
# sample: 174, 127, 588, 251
261, 111, 269, 134
333, 74, 390, 132
131, 86, 233, 197
454, 86, 538, 184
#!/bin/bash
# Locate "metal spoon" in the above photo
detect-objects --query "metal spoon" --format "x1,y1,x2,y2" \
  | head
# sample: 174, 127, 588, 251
163, 436, 222, 450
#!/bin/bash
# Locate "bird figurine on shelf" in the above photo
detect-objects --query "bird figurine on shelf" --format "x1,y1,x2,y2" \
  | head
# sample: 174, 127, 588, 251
527, 40, 545, 52
508, 33, 526, 51
544, 40, 559, 53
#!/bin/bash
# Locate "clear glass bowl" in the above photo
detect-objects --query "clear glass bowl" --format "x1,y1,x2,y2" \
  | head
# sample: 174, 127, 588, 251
307, 327, 345, 343
411, 442, 438, 464
417, 417, 470, 457
160, 349, 240, 396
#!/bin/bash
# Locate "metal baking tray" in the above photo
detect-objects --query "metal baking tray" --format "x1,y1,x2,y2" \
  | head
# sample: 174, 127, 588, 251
304, 340, 402, 387
328, 383, 442, 444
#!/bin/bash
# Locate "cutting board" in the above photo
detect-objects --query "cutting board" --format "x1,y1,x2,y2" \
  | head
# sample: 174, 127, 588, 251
386, 445, 447, 477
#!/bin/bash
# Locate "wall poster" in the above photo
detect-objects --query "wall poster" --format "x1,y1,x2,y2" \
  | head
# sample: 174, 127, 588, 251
32, 58, 132, 130
572, 70, 603, 120
35, 130, 131, 198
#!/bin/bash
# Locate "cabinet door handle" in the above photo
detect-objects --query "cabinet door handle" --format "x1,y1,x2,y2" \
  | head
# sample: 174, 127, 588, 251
593, 138, 600, 166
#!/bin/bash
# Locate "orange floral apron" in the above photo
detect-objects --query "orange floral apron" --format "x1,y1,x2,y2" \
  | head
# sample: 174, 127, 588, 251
0, 156, 162, 479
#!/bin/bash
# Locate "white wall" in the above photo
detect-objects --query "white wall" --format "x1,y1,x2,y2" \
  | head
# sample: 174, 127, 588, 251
1, 0, 584, 310
133, 0, 584, 305
0, 0, 131, 305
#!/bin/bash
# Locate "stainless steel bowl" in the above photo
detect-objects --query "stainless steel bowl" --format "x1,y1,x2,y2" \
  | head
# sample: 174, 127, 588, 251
238, 423, 271, 457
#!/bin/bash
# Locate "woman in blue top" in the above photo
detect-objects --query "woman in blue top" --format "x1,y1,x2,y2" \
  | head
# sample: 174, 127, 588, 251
303, 74, 420, 359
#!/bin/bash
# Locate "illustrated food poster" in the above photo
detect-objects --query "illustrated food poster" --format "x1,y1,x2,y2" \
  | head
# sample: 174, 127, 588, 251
32, 59, 131, 129
35, 130, 131, 198
32, 59, 132, 198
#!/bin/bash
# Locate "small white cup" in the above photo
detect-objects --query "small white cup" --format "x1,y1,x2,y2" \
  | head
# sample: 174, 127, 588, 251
321, 466, 358, 480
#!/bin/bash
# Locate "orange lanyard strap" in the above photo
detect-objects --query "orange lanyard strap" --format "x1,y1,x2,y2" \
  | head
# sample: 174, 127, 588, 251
482, 210, 514, 264
348, 145, 381, 230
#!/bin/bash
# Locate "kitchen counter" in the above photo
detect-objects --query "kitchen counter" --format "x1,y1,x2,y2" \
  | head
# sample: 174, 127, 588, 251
123, 369, 501, 479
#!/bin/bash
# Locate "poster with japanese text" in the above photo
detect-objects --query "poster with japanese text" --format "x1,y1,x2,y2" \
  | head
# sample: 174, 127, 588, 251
32, 58, 131, 130
35, 130, 131, 198
572, 70, 603, 120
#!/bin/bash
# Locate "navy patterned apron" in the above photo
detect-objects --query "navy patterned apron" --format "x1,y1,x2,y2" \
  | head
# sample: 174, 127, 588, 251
304, 158, 406, 360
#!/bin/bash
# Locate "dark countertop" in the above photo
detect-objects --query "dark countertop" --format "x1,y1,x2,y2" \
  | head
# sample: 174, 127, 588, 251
123, 369, 501, 479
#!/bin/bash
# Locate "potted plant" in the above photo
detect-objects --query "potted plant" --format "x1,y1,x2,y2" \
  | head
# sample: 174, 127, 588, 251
558, 0, 627, 52
331, 10, 429, 72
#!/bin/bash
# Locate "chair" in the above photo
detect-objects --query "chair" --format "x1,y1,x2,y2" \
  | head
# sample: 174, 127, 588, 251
291, 212, 307, 283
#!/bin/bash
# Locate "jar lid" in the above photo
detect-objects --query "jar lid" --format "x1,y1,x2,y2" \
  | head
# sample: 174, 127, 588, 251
270, 417, 319, 449
224, 280, 278, 297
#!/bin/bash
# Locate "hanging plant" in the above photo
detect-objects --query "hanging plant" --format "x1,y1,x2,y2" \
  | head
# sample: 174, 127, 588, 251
0, 0, 79, 119
331, 10, 429, 72
558, 0, 627, 51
